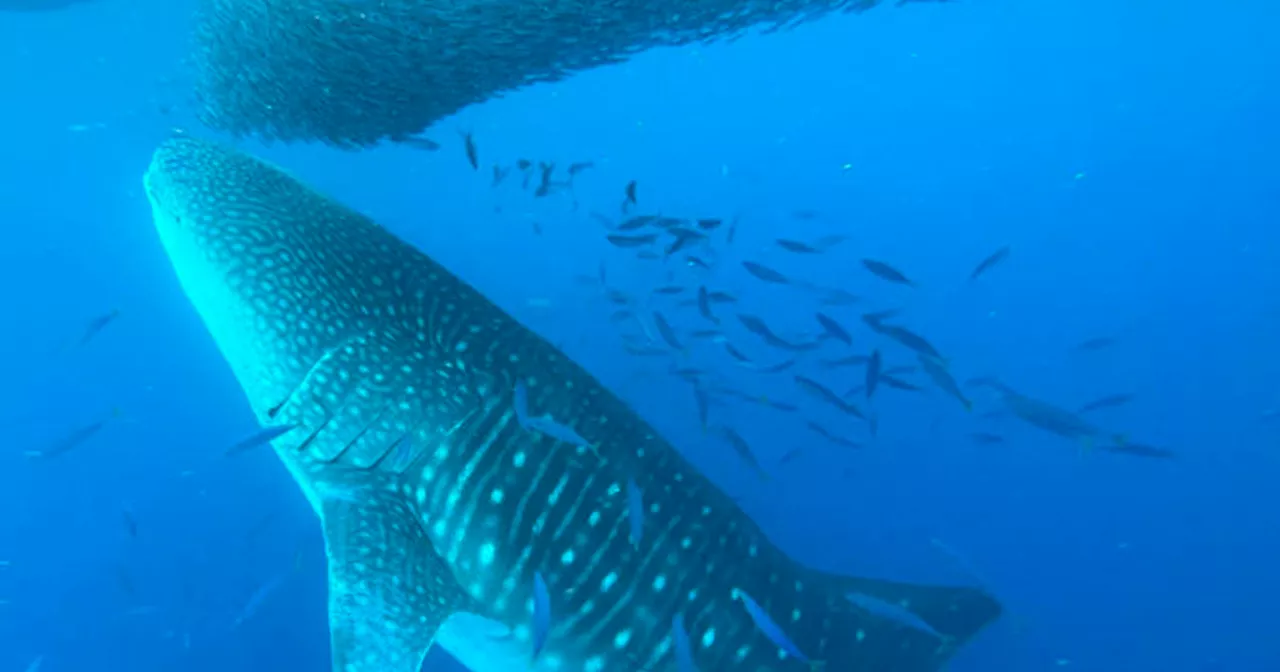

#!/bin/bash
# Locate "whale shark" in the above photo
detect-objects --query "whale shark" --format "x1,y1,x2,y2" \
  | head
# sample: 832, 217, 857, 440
143, 136, 1001, 672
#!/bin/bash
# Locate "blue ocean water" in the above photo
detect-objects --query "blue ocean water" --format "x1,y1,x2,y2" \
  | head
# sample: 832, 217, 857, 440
1, 0, 1277, 670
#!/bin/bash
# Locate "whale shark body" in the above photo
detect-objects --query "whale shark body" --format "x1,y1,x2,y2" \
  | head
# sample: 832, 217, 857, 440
143, 136, 1001, 672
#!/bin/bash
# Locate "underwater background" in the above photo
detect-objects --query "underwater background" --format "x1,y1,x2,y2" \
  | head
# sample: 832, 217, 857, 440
1, 0, 1277, 670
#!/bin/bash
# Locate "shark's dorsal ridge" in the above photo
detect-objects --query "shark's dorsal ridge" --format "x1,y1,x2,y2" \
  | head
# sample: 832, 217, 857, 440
145, 137, 1002, 672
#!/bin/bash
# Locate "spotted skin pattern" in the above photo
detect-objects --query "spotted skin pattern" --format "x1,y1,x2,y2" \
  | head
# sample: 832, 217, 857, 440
144, 137, 1001, 672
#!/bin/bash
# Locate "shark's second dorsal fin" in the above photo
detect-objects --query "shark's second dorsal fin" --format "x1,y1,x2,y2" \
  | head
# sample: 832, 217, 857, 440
320, 480, 471, 672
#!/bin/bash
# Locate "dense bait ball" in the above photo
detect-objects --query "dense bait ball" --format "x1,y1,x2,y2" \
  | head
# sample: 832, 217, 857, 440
192, 0, 885, 147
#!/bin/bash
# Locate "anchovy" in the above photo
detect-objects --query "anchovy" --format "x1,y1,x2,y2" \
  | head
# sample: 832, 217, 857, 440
879, 374, 923, 392
737, 590, 819, 666
396, 136, 441, 151
696, 287, 719, 324
737, 314, 820, 352
873, 323, 944, 361
723, 342, 753, 363
717, 428, 770, 480
77, 308, 122, 347
756, 358, 796, 374
1075, 336, 1116, 352
999, 387, 1118, 444
623, 343, 669, 357
1100, 443, 1175, 459
665, 233, 703, 257
776, 238, 820, 254
532, 572, 551, 661
777, 448, 805, 466
694, 385, 711, 428
794, 375, 865, 419
969, 245, 1010, 281
670, 365, 706, 382
818, 288, 860, 306
462, 132, 478, 170
1076, 393, 1135, 414
672, 614, 698, 672
374, 432, 419, 473
626, 479, 644, 547
606, 233, 657, 248
760, 398, 799, 412
820, 354, 869, 369
814, 313, 852, 345
605, 289, 633, 305
845, 591, 942, 638
121, 508, 138, 538
652, 312, 684, 350
616, 216, 656, 231
30, 410, 121, 459
861, 308, 903, 325
918, 355, 973, 410
513, 382, 595, 451
225, 423, 299, 457
741, 261, 791, 285
232, 572, 288, 629
807, 421, 862, 449
861, 259, 915, 287
865, 350, 882, 399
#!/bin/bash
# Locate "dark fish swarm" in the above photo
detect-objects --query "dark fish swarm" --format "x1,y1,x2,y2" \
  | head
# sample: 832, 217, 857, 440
0, 0, 94, 11
192, 0, 889, 147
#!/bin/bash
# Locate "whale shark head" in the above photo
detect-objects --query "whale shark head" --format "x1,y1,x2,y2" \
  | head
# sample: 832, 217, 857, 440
144, 137, 1001, 672
144, 136, 412, 420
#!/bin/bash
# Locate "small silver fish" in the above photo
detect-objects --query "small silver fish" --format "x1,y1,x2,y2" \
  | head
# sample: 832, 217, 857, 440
224, 423, 299, 457
652, 312, 684, 350
672, 613, 698, 672
514, 383, 595, 452
861, 259, 915, 287
532, 572, 551, 661
737, 590, 819, 666
742, 261, 791, 285
626, 479, 644, 547
845, 591, 942, 638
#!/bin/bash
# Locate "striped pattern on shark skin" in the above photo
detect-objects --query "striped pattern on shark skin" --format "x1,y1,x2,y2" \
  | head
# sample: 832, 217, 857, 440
143, 136, 1002, 672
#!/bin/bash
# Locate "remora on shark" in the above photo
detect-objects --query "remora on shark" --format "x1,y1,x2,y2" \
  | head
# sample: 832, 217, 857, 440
143, 136, 1001, 672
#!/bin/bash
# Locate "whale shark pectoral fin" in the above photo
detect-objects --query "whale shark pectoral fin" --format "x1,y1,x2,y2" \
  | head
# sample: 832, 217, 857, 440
319, 485, 469, 672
